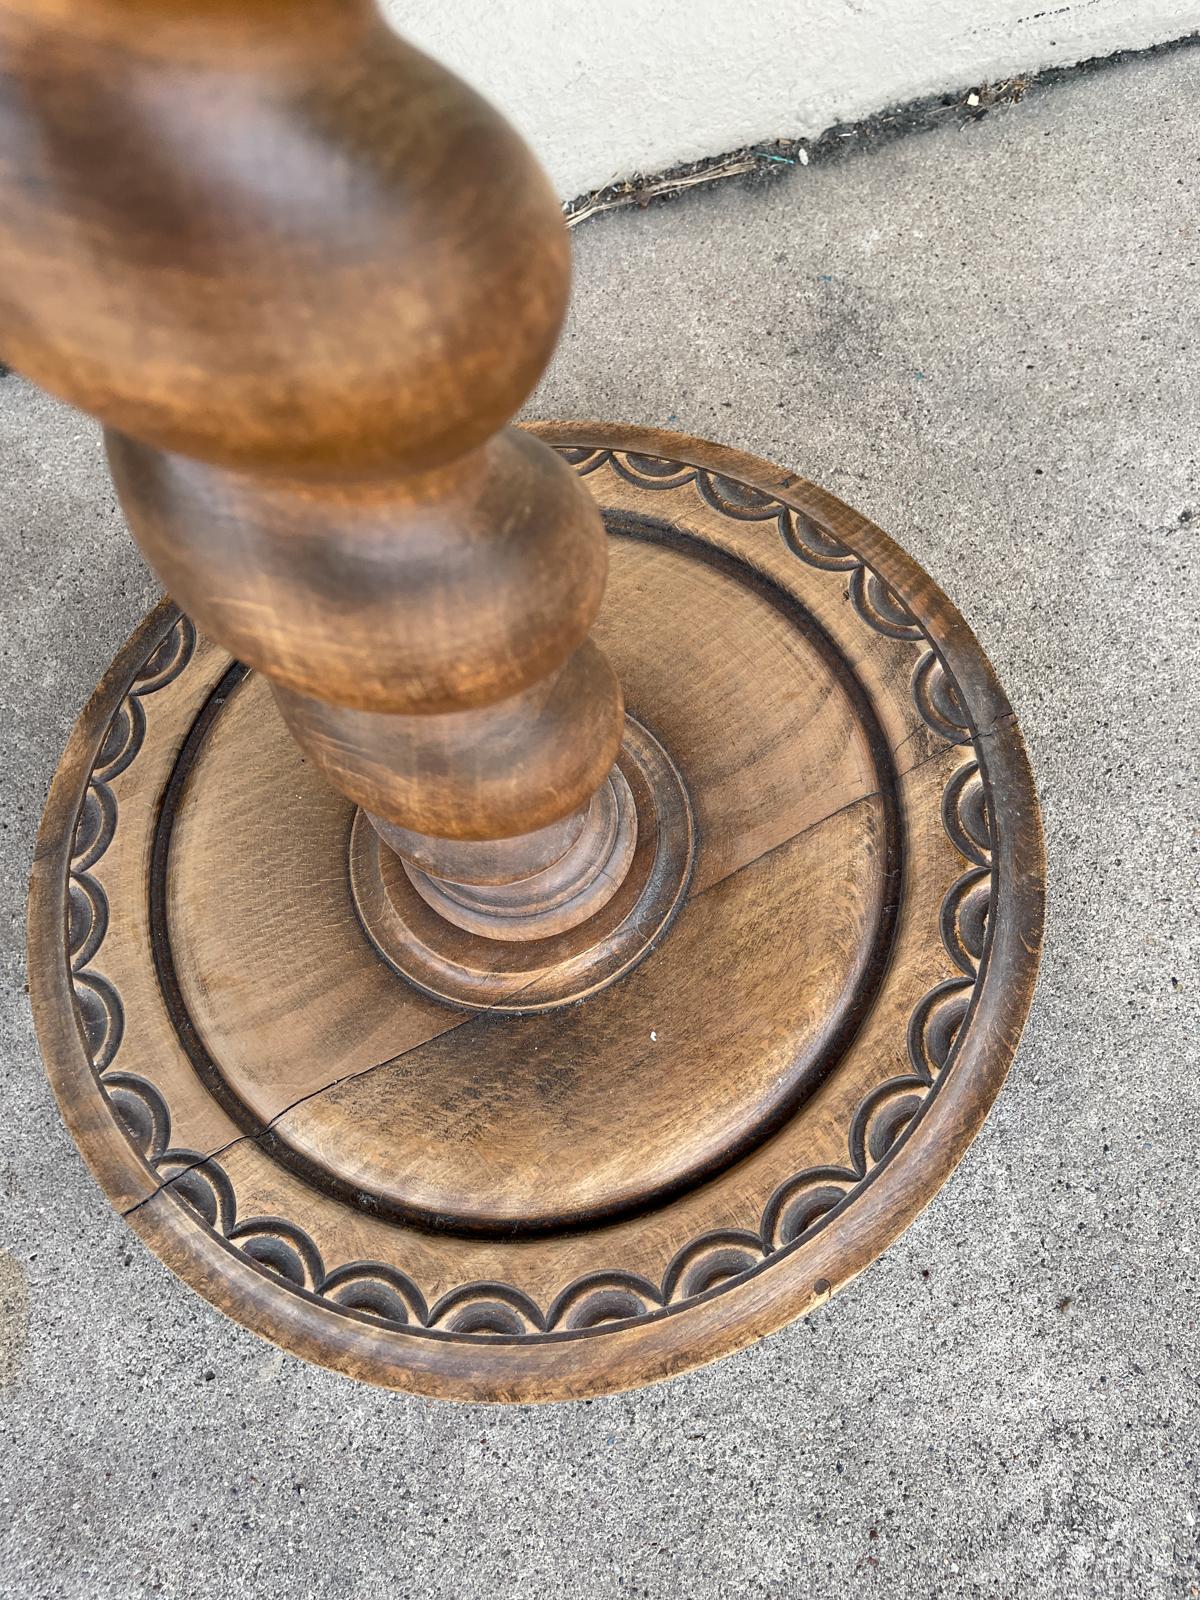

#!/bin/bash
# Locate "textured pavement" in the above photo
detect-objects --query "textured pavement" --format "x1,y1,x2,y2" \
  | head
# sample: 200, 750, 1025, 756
1, 42, 1198, 1600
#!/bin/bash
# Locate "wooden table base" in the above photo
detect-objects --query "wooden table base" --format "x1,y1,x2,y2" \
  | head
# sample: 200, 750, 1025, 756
28, 427, 1044, 1402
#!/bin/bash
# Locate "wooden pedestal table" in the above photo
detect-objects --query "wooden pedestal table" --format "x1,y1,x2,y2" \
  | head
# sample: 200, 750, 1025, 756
12, 1, 1045, 1401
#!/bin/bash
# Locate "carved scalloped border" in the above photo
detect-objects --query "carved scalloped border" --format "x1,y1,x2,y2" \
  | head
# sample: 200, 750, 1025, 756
67, 452, 993, 1342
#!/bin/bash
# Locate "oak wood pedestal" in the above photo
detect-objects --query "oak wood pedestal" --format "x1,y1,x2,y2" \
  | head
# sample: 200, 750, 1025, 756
28, 425, 1045, 1402
8, 0, 1042, 1401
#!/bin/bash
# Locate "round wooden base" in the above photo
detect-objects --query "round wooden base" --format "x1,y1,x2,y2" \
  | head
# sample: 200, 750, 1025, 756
28, 426, 1044, 1402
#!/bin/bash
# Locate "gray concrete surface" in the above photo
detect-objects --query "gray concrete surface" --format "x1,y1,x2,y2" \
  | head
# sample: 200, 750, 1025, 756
395, 0, 1200, 198
1, 41, 1198, 1600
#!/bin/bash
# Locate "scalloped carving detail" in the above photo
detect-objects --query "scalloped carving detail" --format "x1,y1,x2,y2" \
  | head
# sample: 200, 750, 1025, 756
69, 470, 995, 1343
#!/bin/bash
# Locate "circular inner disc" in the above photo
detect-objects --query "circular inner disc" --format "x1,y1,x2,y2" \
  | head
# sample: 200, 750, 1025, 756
28, 427, 1044, 1403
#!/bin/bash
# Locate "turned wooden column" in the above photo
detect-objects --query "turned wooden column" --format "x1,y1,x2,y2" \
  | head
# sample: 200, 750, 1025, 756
0, 0, 634, 940
15, 0, 1045, 1402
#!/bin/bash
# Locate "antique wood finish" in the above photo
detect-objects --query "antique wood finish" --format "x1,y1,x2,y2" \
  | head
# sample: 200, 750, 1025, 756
0, 0, 639, 955
28, 427, 1046, 1401
11, 0, 1044, 1402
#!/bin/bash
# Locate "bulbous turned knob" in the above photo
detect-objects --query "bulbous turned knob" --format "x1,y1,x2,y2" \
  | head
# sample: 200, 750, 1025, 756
105, 428, 608, 715
0, 0, 569, 475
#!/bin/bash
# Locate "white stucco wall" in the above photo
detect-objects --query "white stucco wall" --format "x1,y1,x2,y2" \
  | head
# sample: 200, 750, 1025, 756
386, 0, 1199, 197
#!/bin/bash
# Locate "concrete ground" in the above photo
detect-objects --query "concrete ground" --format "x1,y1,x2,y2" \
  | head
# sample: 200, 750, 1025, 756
1, 40, 1198, 1600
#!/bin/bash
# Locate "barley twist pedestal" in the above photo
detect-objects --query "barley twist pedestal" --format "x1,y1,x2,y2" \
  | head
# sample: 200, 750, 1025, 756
12, 0, 1044, 1400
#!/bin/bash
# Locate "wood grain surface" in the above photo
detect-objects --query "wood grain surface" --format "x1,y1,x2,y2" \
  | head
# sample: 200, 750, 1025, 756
27, 429, 1045, 1401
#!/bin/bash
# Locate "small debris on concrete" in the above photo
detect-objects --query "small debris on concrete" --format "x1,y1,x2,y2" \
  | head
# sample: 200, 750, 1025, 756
563, 67, 1041, 228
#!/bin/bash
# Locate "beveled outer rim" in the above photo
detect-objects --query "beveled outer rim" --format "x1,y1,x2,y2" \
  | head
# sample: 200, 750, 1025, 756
27, 425, 1045, 1405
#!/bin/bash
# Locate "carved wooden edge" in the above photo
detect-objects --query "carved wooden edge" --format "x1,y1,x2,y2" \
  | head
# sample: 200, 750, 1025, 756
28, 431, 1045, 1402
529, 422, 1017, 742
29, 600, 186, 1216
